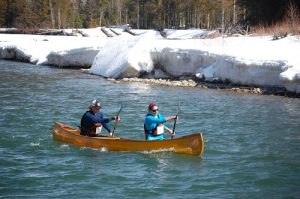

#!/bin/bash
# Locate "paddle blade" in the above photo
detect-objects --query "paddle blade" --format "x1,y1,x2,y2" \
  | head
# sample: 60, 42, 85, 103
118, 102, 123, 115
112, 102, 123, 136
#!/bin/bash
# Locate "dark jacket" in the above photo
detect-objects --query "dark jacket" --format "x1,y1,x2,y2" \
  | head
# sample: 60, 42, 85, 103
80, 110, 114, 136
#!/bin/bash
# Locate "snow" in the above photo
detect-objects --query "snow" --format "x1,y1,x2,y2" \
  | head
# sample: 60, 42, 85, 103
0, 28, 299, 93
163, 29, 217, 39
91, 30, 158, 78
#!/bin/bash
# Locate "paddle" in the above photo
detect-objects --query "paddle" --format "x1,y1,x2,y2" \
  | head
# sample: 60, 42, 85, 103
111, 102, 123, 137
172, 101, 180, 139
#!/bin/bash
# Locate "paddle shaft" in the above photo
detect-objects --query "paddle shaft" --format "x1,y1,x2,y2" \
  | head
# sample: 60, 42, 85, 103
171, 102, 180, 139
171, 115, 178, 139
111, 103, 123, 137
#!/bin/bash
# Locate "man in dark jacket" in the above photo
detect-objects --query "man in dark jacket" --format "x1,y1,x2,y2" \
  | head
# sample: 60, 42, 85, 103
80, 100, 120, 137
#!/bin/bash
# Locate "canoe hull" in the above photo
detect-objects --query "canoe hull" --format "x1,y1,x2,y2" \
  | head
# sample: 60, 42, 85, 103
52, 122, 204, 156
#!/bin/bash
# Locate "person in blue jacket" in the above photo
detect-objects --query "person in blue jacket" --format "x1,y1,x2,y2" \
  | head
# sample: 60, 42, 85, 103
144, 103, 177, 140
80, 99, 120, 137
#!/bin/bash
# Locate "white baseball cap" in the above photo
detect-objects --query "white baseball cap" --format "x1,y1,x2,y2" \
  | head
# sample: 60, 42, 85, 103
90, 99, 101, 108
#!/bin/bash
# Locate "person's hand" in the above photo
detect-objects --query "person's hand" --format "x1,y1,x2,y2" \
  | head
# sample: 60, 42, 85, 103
114, 115, 120, 122
174, 115, 178, 121
171, 131, 176, 136
166, 116, 178, 121
94, 123, 102, 127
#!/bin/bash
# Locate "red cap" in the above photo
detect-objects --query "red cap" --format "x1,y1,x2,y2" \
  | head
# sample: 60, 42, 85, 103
148, 103, 157, 110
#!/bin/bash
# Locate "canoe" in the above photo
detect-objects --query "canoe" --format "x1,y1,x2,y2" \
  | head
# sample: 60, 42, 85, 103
52, 122, 205, 156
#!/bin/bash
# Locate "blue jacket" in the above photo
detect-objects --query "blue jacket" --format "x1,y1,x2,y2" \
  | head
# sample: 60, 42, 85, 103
144, 113, 166, 140
80, 110, 113, 135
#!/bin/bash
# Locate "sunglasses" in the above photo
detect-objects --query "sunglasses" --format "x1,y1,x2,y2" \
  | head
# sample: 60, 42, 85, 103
152, 109, 158, 112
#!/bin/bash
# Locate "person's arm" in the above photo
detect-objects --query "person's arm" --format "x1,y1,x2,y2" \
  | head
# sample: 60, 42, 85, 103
85, 112, 110, 123
158, 112, 177, 122
146, 114, 167, 124
98, 113, 119, 134
165, 126, 175, 136
102, 122, 111, 133
165, 116, 177, 121
95, 112, 117, 123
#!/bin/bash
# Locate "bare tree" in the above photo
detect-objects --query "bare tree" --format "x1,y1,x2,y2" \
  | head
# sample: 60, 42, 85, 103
116, 0, 122, 24
137, 0, 140, 29
286, 0, 299, 32
49, 0, 54, 28
58, 9, 61, 29
221, 0, 225, 34
233, 0, 236, 24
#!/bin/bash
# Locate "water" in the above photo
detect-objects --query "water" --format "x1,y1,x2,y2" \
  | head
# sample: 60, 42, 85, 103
0, 60, 299, 199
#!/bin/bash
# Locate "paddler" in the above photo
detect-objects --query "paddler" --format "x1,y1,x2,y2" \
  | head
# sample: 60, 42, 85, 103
144, 103, 177, 140
80, 100, 120, 137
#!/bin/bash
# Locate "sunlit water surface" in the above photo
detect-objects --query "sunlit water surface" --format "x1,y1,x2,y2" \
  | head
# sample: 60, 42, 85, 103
0, 60, 299, 198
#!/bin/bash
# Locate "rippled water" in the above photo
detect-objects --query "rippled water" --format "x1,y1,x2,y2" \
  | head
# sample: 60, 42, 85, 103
0, 60, 299, 198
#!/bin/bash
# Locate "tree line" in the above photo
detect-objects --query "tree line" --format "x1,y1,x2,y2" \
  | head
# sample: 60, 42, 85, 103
0, 0, 299, 30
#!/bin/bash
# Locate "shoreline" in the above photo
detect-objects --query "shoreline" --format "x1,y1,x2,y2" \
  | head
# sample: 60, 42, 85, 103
1, 29, 299, 97
108, 77, 300, 98
0, 59, 298, 98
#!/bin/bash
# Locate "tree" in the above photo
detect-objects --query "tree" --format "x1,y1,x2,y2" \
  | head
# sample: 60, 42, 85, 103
2, 0, 18, 28
236, 0, 297, 25
0, 0, 299, 30
14, 0, 38, 29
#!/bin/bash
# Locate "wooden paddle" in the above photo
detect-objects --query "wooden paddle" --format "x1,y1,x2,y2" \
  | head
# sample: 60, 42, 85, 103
111, 102, 123, 137
172, 101, 180, 139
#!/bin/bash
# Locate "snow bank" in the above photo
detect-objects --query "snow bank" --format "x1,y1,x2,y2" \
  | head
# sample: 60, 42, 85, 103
149, 45, 289, 87
0, 45, 33, 63
0, 35, 50, 64
280, 67, 300, 93
0, 28, 299, 93
0, 33, 107, 67
47, 47, 101, 68
91, 33, 299, 92
90, 31, 159, 77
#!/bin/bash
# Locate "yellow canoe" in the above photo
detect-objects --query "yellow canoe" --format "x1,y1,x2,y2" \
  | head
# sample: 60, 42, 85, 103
52, 122, 205, 156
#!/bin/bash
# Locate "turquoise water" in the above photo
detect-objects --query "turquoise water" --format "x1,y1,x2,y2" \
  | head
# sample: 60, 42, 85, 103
0, 60, 299, 198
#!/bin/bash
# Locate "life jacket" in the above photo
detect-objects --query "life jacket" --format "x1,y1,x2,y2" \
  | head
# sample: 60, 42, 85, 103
80, 123, 102, 137
144, 114, 164, 139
